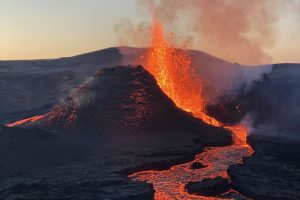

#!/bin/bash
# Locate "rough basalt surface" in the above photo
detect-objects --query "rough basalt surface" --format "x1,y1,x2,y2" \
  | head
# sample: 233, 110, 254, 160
34, 66, 232, 146
0, 66, 232, 199
228, 134, 300, 200
190, 162, 207, 169
185, 176, 230, 196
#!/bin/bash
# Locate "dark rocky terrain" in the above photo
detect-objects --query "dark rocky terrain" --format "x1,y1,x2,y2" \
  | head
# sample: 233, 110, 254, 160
0, 46, 246, 125
229, 134, 300, 200
0, 124, 89, 176
0, 65, 231, 199
186, 176, 230, 197
36, 66, 229, 138
206, 63, 300, 200
0, 47, 122, 124
208, 63, 300, 139
1, 47, 300, 199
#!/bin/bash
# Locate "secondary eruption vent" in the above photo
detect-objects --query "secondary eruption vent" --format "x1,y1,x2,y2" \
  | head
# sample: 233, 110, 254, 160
140, 17, 247, 145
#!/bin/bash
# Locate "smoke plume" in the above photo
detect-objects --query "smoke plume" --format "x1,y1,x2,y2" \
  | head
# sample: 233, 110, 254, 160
115, 0, 300, 65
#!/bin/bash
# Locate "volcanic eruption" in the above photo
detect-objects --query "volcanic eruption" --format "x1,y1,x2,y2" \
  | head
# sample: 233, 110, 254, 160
128, 17, 254, 199
139, 17, 249, 145
1, 1, 300, 199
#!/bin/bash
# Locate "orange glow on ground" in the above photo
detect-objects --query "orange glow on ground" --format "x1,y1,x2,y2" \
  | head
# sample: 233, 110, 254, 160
6, 115, 46, 127
225, 124, 248, 146
130, 145, 252, 199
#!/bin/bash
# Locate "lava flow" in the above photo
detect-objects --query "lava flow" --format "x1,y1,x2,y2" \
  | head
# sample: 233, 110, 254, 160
130, 17, 254, 199
6, 114, 46, 127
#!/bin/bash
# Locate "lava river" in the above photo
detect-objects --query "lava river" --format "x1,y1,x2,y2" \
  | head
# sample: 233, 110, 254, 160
6, 114, 46, 127
129, 17, 254, 199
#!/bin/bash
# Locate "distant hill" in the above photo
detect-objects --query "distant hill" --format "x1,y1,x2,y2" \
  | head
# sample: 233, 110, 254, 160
1, 47, 300, 141
0, 46, 270, 124
21, 66, 231, 147
0, 47, 122, 123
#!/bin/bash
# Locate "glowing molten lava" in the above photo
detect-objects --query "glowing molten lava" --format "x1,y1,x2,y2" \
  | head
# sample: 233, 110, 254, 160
143, 17, 221, 128
142, 17, 248, 143
130, 17, 254, 200
6, 115, 46, 127
145, 17, 198, 112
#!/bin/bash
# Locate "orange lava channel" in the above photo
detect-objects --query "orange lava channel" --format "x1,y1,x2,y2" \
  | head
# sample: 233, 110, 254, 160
131, 17, 254, 199
6, 115, 46, 127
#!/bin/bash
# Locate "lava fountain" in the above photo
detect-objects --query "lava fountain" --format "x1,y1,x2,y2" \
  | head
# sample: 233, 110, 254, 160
143, 17, 220, 127
130, 17, 254, 199
141, 17, 246, 144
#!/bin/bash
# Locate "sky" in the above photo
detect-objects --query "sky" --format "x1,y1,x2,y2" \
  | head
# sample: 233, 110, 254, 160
0, 0, 139, 60
0, 0, 299, 64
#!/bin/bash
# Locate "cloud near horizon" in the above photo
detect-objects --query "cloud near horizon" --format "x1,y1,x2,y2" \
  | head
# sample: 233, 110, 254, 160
115, 0, 300, 65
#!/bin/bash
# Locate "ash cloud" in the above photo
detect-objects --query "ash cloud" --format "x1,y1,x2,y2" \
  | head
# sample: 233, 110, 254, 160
115, 0, 300, 65
248, 64, 300, 140
114, 18, 150, 48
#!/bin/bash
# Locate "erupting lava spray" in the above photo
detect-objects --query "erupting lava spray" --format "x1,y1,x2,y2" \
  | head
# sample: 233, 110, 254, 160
131, 17, 254, 199
142, 17, 247, 144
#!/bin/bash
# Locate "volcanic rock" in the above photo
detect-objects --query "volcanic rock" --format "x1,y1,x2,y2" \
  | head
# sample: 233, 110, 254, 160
0, 124, 154, 200
0, 65, 233, 199
206, 96, 245, 124
1, 46, 241, 125
0, 124, 89, 176
207, 63, 300, 139
228, 134, 300, 200
35, 65, 232, 146
190, 162, 207, 169
0, 47, 122, 124
185, 176, 230, 196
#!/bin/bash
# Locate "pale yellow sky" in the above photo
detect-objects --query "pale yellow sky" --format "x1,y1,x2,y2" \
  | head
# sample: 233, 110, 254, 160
0, 0, 138, 60
0, 0, 299, 64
